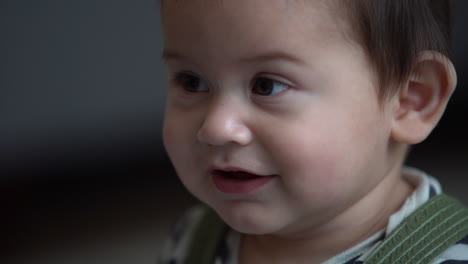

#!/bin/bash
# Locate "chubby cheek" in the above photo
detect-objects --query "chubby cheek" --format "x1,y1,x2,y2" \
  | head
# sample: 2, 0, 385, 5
163, 112, 224, 210
162, 121, 176, 153
274, 134, 347, 201
163, 118, 185, 173
163, 114, 203, 193
267, 116, 381, 206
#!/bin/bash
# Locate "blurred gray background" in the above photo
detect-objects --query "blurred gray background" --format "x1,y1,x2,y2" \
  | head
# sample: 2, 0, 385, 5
1, 0, 467, 263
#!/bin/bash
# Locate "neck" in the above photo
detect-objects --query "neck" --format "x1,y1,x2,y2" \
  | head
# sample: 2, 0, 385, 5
239, 165, 414, 264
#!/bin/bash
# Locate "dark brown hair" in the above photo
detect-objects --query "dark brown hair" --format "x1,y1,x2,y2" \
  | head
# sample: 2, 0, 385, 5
349, 0, 453, 99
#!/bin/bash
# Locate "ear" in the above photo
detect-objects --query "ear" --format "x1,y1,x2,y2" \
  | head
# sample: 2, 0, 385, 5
391, 51, 457, 144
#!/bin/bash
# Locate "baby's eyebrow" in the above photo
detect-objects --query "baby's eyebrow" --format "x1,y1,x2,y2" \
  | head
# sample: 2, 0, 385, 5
239, 51, 306, 65
161, 49, 186, 62
161, 49, 306, 66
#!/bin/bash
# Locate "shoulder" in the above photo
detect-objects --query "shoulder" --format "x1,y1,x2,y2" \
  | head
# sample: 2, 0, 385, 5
158, 205, 208, 264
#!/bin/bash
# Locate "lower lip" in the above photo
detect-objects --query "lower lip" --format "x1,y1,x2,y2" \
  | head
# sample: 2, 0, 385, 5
212, 171, 277, 194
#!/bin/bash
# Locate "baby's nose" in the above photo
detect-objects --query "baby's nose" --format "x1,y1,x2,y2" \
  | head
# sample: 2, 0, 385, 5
196, 100, 253, 147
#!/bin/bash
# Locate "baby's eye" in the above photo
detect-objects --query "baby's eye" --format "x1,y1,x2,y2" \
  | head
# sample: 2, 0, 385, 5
252, 77, 290, 96
174, 72, 209, 93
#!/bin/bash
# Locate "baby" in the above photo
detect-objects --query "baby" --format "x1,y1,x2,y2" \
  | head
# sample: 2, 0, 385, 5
159, 0, 468, 263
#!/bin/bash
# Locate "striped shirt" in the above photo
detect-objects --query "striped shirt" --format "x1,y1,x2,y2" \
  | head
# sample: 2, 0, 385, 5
159, 167, 468, 264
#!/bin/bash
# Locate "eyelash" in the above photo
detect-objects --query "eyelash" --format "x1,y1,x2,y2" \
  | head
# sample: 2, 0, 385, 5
172, 72, 208, 93
251, 75, 291, 96
171, 72, 292, 96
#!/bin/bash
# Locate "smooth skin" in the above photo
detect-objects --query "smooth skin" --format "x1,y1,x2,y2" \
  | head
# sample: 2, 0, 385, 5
161, 0, 456, 263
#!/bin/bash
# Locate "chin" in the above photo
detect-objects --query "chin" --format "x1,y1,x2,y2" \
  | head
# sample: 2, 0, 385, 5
214, 206, 284, 235
226, 221, 277, 235
227, 221, 268, 234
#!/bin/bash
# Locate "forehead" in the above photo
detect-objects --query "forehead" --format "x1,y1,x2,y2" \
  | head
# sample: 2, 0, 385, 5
162, 0, 353, 64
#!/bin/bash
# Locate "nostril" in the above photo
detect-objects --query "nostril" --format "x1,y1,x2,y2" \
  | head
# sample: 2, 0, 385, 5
196, 122, 219, 145
196, 126, 207, 143
196, 117, 253, 146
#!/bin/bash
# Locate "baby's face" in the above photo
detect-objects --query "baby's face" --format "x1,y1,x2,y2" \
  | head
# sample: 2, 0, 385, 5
162, 0, 398, 235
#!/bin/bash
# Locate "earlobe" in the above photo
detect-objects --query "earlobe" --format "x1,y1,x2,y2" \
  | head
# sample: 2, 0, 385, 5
391, 51, 457, 144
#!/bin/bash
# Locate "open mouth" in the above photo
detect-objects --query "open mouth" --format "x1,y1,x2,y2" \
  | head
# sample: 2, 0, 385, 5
211, 169, 276, 194
214, 170, 261, 180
